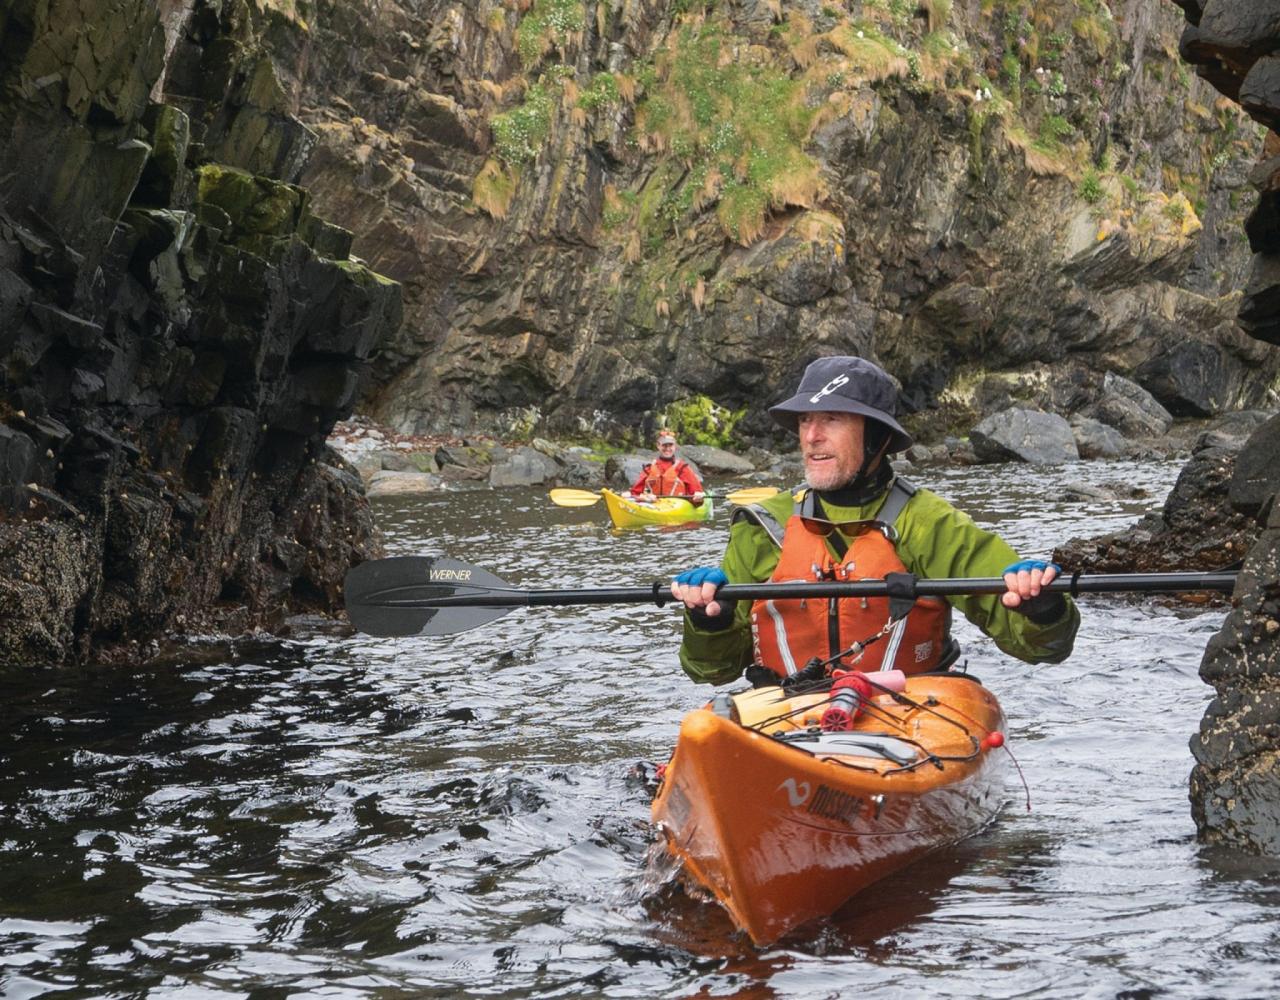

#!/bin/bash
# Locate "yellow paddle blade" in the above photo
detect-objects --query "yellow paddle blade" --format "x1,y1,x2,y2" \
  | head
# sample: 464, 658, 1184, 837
549, 488, 603, 507
724, 486, 780, 506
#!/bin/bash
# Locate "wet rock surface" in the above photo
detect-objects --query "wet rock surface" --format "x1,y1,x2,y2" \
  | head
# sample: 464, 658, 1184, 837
1190, 500, 1280, 852
0, 1, 402, 665
1167, 0, 1280, 855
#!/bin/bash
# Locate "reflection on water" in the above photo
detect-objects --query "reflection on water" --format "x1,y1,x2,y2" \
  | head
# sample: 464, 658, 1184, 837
3, 459, 1279, 998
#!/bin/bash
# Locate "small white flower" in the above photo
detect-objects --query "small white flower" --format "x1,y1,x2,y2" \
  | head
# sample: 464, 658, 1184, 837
974, 89, 983, 101
856, 29, 864, 38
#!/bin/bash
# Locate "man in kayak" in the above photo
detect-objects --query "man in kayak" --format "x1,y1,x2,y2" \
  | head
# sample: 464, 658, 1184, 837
630, 429, 706, 505
670, 356, 1079, 685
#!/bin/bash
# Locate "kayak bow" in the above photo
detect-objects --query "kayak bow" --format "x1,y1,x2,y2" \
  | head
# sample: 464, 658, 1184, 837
651, 672, 1006, 945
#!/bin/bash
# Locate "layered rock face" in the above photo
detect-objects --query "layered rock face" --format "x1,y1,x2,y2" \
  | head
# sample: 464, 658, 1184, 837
1171, 1, 1280, 853
0, 0, 402, 664
290, 0, 1275, 445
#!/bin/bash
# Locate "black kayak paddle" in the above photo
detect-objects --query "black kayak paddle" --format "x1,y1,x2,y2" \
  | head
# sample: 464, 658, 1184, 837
343, 555, 1238, 638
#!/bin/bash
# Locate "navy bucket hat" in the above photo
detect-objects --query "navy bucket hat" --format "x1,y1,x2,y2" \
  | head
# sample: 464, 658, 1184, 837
768, 356, 913, 453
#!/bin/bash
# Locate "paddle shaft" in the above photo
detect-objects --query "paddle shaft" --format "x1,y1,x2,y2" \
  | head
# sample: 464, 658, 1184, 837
367, 571, 1238, 611
608, 491, 747, 501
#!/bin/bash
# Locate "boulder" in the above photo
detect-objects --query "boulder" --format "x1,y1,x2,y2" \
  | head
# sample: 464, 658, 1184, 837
376, 449, 438, 473
970, 408, 1079, 465
1085, 371, 1174, 437
1058, 481, 1118, 503
1196, 5, 1280, 62
677, 444, 755, 474
1069, 414, 1126, 460
904, 443, 936, 465
489, 446, 560, 487
551, 454, 607, 489
764, 455, 806, 484
439, 464, 490, 484
436, 444, 498, 469
366, 470, 443, 496
1195, 409, 1276, 451
1240, 55, 1280, 132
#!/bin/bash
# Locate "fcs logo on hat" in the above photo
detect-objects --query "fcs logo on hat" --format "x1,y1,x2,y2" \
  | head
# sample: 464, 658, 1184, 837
808, 373, 849, 404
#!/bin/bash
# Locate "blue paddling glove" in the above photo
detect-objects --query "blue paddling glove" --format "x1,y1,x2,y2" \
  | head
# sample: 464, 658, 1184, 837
674, 567, 728, 588
1002, 560, 1066, 622
1002, 559, 1062, 576
673, 567, 734, 630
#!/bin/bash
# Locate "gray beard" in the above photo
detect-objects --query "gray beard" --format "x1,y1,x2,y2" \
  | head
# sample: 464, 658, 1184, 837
813, 463, 893, 506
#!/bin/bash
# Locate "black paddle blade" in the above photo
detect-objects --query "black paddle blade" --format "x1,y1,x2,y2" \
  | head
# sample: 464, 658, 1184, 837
343, 556, 517, 637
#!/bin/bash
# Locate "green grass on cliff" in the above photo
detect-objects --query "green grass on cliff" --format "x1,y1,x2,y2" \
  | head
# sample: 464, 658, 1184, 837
473, 0, 1253, 286
491, 83, 555, 164
631, 21, 819, 245
516, 0, 585, 67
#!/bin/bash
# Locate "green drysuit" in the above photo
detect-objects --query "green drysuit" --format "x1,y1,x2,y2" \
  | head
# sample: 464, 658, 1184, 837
679, 482, 1080, 686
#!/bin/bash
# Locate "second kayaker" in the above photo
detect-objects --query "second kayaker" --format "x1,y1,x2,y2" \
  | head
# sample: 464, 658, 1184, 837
630, 429, 706, 505
670, 355, 1080, 686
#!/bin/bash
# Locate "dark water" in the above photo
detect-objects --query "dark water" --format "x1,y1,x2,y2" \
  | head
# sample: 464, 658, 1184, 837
4, 460, 1280, 999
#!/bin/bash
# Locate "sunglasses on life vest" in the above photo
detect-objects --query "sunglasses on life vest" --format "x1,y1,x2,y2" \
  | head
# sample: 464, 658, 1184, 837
802, 517, 874, 535
801, 519, 896, 548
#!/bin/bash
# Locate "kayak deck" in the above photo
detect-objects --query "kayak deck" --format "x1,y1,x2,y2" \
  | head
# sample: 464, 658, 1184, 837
650, 673, 1006, 945
601, 488, 712, 528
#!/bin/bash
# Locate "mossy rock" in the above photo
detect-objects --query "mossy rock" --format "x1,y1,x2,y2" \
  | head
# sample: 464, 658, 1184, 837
195, 164, 305, 240
661, 396, 746, 448
335, 259, 399, 287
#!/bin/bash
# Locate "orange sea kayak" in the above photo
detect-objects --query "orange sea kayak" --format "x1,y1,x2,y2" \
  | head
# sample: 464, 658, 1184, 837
650, 673, 1007, 945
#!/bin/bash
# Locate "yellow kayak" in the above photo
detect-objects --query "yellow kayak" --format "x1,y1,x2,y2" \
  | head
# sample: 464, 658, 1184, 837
600, 489, 713, 528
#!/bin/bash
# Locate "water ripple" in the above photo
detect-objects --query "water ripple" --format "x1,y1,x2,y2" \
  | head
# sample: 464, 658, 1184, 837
2, 461, 1274, 998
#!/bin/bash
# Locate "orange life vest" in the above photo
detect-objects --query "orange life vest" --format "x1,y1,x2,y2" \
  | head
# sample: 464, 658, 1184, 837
739, 480, 952, 678
643, 458, 692, 496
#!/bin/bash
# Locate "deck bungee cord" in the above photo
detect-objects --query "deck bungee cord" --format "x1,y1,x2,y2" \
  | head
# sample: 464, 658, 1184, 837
736, 612, 1032, 804
749, 680, 1033, 802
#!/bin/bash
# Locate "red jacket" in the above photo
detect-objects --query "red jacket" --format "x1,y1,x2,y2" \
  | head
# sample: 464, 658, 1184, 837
629, 456, 704, 499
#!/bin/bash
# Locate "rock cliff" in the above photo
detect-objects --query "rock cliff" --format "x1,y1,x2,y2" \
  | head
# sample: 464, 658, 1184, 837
0, 0, 402, 664
1167, 0, 1280, 855
291, 0, 1275, 446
